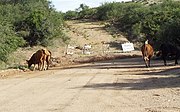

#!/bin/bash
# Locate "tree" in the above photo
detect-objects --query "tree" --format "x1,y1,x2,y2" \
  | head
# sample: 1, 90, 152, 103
0, 0, 66, 63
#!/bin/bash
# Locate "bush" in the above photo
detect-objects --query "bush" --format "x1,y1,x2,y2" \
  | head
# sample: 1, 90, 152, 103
13, 1, 65, 46
64, 11, 78, 20
64, 4, 97, 20
0, 23, 25, 62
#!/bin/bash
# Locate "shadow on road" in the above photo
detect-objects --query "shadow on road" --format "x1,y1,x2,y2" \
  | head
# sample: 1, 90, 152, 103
82, 75, 180, 90
70, 67, 180, 90
66, 57, 180, 90
53, 57, 177, 70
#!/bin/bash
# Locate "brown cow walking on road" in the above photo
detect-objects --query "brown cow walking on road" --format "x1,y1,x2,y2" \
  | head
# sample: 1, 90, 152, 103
141, 41, 154, 67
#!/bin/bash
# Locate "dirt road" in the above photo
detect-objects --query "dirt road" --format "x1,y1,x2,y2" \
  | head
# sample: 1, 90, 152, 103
0, 57, 180, 112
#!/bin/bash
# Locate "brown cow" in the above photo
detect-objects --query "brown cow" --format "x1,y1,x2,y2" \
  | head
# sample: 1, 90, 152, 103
27, 49, 52, 71
141, 43, 154, 67
26, 49, 45, 71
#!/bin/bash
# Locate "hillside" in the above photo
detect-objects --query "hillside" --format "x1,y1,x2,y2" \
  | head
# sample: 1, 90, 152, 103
1, 20, 142, 74
50, 20, 142, 65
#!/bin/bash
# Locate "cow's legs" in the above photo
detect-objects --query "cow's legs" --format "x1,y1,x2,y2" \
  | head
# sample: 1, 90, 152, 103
163, 60, 167, 66
38, 63, 41, 70
40, 60, 46, 70
175, 59, 178, 65
42, 55, 47, 70
143, 56, 149, 68
33, 64, 36, 71
144, 59, 148, 68
148, 59, 151, 67
39, 61, 44, 71
46, 56, 51, 70
146, 62, 148, 67
43, 60, 46, 70
162, 56, 167, 66
46, 61, 49, 70
175, 53, 179, 65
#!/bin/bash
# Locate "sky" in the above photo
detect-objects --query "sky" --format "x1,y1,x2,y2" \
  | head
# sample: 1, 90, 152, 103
50, 0, 132, 12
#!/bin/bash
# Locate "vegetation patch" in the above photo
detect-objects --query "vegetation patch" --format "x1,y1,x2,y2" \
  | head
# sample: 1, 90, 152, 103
64, 0, 180, 50
0, 0, 67, 69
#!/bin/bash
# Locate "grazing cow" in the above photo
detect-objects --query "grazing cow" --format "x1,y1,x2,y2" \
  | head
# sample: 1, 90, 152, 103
141, 42, 154, 67
27, 49, 52, 71
26, 49, 45, 71
157, 43, 180, 66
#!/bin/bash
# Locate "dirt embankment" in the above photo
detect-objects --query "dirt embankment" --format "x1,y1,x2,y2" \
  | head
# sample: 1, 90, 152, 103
52, 20, 142, 65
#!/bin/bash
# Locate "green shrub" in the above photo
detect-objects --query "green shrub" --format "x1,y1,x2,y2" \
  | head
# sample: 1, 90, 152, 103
95, 0, 180, 45
0, 23, 25, 62
11, 0, 66, 46
64, 11, 78, 20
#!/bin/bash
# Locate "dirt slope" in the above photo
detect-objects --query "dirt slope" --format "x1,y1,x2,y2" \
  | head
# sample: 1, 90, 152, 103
49, 20, 142, 67
65, 20, 131, 54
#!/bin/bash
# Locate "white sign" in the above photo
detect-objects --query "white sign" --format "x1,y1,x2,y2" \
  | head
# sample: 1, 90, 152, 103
66, 45, 75, 55
83, 44, 92, 55
84, 44, 91, 49
121, 43, 134, 52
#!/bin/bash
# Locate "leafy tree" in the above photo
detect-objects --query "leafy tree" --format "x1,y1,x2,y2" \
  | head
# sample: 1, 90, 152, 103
0, 0, 66, 63
0, 22, 25, 62
13, 0, 65, 46
64, 11, 78, 20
